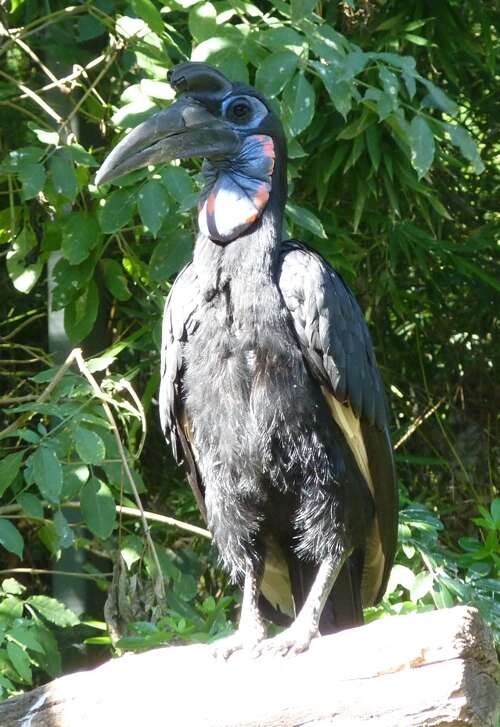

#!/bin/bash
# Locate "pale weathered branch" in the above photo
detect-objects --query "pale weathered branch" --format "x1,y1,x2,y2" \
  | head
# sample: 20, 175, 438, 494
0, 606, 498, 727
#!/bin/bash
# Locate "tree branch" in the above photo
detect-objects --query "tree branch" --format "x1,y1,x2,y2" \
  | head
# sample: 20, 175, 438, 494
0, 607, 497, 727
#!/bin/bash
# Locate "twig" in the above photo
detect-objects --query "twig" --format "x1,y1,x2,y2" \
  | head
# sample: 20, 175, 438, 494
12, 54, 107, 102
0, 69, 62, 123
0, 501, 210, 540
0, 312, 46, 342
0, 568, 113, 580
71, 349, 166, 599
60, 52, 117, 133
83, 502, 210, 540
13, 37, 59, 85
0, 395, 38, 406
0, 348, 78, 436
115, 378, 147, 458
394, 398, 445, 450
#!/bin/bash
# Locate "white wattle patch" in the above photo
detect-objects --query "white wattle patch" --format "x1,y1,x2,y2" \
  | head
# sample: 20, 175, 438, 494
198, 180, 261, 241
198, 134, 275, 243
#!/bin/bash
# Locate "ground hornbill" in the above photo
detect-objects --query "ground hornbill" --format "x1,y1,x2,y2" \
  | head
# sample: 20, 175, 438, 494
96, 62, 398, 657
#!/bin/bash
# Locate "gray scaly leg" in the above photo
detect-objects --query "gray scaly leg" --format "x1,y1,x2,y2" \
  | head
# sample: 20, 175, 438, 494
212, 562, 266, 659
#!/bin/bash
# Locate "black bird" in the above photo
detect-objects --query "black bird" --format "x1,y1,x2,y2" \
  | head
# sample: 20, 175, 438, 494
96, 63, 398, 656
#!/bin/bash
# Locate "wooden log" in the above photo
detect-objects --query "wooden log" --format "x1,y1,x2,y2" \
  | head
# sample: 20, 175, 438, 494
1, 605, 498, 727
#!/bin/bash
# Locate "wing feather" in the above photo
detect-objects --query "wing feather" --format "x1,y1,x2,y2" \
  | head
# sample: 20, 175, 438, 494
159, 264, 207, 520
278, 240, 398, 606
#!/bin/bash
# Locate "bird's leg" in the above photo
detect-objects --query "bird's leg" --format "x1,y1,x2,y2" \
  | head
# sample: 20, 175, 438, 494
254, 554, 345, 657
212, 562, 266, 659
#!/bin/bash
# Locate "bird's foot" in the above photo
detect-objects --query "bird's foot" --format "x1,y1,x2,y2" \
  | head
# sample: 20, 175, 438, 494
252, 624, 319, 658
211, 624, 266, 660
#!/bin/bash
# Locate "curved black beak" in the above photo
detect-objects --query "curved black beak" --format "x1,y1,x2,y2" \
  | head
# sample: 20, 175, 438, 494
95, 97, 240, 186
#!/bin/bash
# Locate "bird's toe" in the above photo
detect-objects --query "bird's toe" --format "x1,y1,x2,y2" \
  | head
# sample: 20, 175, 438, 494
252, 626, 318, 658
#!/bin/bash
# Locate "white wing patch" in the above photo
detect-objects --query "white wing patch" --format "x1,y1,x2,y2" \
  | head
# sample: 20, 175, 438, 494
322, 387, 385, 606
260, 534, 295, 618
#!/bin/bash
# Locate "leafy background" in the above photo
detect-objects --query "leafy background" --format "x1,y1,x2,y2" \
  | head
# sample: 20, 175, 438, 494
0, 0, 498, 699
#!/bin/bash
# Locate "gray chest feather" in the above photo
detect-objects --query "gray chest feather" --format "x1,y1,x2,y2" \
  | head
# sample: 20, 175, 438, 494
181, 285, 320, 470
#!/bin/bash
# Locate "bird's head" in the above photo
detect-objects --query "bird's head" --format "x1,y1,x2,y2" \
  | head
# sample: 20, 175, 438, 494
95, 62, 286, 243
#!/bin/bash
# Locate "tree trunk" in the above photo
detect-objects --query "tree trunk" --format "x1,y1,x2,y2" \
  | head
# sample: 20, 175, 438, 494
1, 606, 498, 727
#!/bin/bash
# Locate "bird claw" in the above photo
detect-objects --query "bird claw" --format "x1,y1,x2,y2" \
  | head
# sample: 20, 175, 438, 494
251, 626, 319, 658
211, 628, 266, 660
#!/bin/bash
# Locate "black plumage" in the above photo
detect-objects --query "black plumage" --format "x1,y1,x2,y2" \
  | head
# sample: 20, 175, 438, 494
96, 62, 398, 656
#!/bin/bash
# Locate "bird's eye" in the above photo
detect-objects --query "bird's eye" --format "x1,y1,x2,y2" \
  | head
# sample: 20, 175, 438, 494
226, 99, 251, 123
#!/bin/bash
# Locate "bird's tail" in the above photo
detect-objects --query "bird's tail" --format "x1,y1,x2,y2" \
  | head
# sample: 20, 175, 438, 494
286, 549, 364, 634
259, 549, 365, 632
319, 550, 364, 633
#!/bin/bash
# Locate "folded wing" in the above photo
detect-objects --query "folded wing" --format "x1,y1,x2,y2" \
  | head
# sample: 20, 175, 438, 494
277, 240, 398, 605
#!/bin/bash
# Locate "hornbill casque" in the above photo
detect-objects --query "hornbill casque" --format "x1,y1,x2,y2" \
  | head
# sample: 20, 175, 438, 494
96, 62, 398, 657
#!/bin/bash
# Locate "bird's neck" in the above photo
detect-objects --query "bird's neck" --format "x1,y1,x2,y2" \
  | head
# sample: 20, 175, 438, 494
193, 194, 284, 301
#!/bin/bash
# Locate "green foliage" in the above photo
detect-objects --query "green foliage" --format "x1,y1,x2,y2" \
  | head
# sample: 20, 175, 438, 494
0, 0, 498, 699
368, 499, 500, 644
0, 578, 79, 699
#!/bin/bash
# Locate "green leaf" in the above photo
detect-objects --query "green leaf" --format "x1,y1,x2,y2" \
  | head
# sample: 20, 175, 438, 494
101, 259, 131, 301
386, 564, 415, 593
17, 161, 46, 200
0, 452, 24, 498
453, 256, 500, 293
100, 188, 137, 233
410, 572, 433, 601
339, 50, 368, 81
50, 150, 78, 201
337, 110, 374, 140
419, 79, 458, 116
445, 124, 484, 174
378, 66, 399, 109
404, 34, 430, 46
28, 595, 79, 627
160, 167, 195, 203
137, 180, 170, 237
80, 477, 116, 539
0, 519, 24, 559
402, 70, 416, 99
149, 231, 192, 281
376, 92, 393, 121
291, 0, 316, 22
409, 116, 435, 179
286, 201, 326, 238
365, 124, 381, 171
53, 511, 74, 549
308, 25, 347, 63
491, 498, 500, 526
188, 2, 216, 42
131, 0, 164, 34
31, 447, 63, 504
7, 626, 44, 654
61, 213, 101, 265
6, 226, 43, 294
121, 534, 144, 570
16, 493, 44, 519
28, 123, 59, 145
259, 27, 304, 54
52, 254, 97, 310
311, 62, 352, 118
255, 51, 299, 98
6, 642, 31, 683
74, 428, 106, 465
62, 463, 89, 500
1, 578, 26, 595
64, 279, 99, 343
65, 144, 98, 167
282, 72, 315, 136
353, 179, 367, 232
